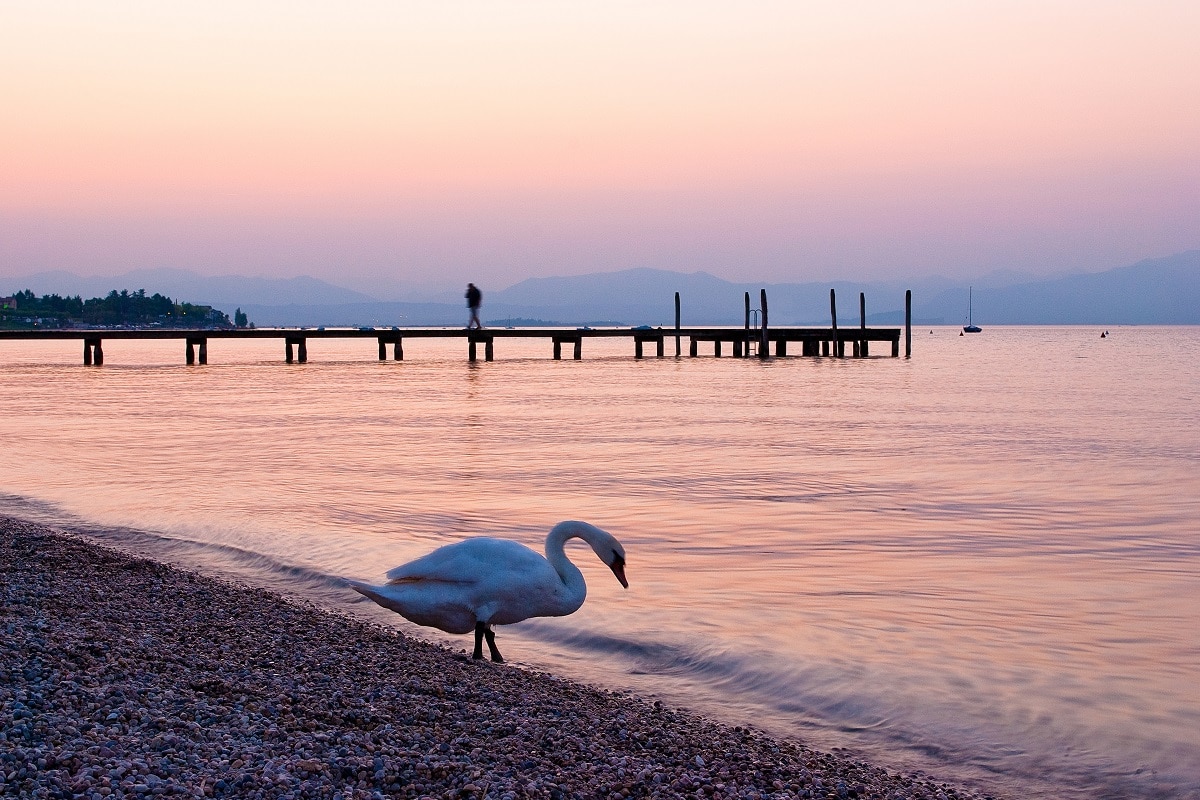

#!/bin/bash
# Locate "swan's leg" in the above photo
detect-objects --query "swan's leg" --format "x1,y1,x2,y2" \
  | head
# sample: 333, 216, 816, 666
473, 621, 486, 660
484, 625, 504, 663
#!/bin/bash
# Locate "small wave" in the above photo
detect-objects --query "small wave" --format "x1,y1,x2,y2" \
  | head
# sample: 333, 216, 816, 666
2, 495, 349, 600
514, 620, 1200, 800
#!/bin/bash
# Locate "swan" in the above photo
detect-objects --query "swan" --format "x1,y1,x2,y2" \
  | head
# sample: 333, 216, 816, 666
346, 520, 628, 663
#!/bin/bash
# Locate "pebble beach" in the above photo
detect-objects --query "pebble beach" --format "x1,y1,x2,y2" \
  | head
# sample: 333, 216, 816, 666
2, 517, 995, 800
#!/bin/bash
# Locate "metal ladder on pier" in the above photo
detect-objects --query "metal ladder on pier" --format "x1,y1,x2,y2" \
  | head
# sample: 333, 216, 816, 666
745, 309, 762, 356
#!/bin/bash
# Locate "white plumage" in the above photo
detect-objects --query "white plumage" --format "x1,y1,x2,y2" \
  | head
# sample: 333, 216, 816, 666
347, 520, 628, 662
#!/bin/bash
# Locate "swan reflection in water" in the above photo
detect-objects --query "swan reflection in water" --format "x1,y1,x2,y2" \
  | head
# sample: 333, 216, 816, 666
347, 520, 628, 663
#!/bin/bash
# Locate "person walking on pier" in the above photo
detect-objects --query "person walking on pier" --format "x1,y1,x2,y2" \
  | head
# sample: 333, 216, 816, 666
465, 283, 483, 329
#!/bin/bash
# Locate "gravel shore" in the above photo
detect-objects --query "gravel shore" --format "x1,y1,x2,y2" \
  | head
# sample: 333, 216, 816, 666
2, 517, 994, 800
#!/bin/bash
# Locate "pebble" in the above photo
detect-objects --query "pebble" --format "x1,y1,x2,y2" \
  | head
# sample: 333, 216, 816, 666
1, 517, 998, 799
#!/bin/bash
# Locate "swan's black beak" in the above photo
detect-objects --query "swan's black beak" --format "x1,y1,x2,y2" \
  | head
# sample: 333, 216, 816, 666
609, 553, 628, 588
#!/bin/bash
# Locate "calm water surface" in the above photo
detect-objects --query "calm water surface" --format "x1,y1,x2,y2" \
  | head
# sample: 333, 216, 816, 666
2, 327, 1198, 799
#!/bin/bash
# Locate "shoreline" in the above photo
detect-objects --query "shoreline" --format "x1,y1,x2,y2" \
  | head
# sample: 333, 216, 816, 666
2, 516, 992, 800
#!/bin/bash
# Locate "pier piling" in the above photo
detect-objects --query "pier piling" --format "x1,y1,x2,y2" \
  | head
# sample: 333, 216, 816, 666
675, 292, 681, 357
859, 292, 868, 357
82, 338, 104, 366
743, 292, 751, 358
467, 334, 493, 362
759, 290, 769, 359
830, 289, 840, 357
185, 337, 207, 365
285, 337, 307, 364
904, 290, 912, 358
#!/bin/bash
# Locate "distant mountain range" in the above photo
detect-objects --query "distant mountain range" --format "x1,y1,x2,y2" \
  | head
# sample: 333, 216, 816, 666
7, 251, 1199, 326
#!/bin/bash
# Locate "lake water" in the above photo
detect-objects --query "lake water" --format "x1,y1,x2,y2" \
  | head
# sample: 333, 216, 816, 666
2, 327, 1198, 799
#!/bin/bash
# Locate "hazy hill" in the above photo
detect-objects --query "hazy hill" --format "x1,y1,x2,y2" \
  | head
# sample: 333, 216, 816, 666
8, 251, 1198, 326
491, 252, 1200, 326
912, 251, 1200, 325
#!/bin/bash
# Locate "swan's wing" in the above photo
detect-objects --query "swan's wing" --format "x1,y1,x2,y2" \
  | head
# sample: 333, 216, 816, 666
385, 537, 541, 586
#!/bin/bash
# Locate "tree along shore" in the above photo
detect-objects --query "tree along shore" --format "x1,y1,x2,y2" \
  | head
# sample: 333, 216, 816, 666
1, 288, 248, 330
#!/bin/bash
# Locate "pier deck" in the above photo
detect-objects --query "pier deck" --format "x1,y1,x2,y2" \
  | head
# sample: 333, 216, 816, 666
0, 324, 907, 364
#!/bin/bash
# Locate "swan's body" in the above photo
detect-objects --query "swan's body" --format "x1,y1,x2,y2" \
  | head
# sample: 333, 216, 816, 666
347, 520, 627, 662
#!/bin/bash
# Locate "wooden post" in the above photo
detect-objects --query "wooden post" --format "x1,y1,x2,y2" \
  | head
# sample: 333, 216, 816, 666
186, 338, 207, 365
553, 340, 562, 360
859, 292, 867, 358
469, 338, 477, 362
635, 338, 643, 359
485, 337, 494, 362
689, 338, 697, 357
675, 292, 681, 357
297, 339, 307, 363
714, 340, 722, 358
573, 337, 582, 360
93, 340, 103, 365
378, 338, 387, 360
830, 288, 839, 357
285, 340, 294, 364
656, 336, 664, 358
776, 339, 787, 357
394, 338, 403, 360
759, 289, 769, 359
905, 289, 912, 358
733, 339, 743, 357
744, 291, 751, 357
83, 340, 92, 365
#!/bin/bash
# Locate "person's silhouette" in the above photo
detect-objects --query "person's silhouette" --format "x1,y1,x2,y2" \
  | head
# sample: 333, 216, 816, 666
465, 283, 482, 329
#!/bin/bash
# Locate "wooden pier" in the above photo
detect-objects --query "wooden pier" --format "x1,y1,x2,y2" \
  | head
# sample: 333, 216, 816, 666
1, 289, 913, 365
0, 323, 906, 364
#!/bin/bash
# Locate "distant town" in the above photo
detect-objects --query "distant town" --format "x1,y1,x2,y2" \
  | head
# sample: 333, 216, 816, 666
1, 289, 249, 330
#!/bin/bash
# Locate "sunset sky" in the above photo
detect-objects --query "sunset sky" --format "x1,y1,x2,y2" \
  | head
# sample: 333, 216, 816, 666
3, 1, 1198, 293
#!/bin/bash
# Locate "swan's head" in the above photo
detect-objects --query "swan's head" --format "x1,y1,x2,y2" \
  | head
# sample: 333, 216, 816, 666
596, 529, 629, 589
608, 549, 628, 589
556, 520, 629, 589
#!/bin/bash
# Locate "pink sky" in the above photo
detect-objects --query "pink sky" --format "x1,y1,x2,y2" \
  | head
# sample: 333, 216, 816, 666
2, 1, 1198, 290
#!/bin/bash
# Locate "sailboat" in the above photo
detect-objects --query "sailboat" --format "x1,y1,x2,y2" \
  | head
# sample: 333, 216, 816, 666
962, 286, 982, 333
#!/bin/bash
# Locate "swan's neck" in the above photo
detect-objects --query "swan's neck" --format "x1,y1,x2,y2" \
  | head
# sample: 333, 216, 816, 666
545, 521, 602, 604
